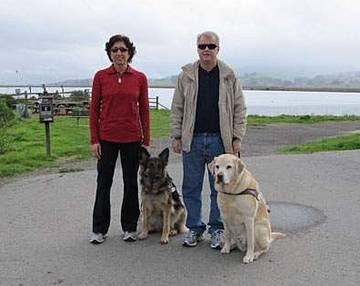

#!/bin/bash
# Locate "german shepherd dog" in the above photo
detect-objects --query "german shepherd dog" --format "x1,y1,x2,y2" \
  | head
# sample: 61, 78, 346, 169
138, 147, 187, 244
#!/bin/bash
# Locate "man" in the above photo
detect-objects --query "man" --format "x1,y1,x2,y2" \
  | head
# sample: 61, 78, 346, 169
171, 31, 247, 248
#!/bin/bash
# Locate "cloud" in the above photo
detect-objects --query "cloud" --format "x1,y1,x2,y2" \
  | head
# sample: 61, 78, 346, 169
1, 0, 360, 84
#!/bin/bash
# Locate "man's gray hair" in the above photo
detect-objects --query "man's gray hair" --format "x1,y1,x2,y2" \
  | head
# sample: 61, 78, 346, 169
197, 31, 220, 46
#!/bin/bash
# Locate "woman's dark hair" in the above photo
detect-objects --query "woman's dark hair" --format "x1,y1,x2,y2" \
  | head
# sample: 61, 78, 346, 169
105, 34, 136, 63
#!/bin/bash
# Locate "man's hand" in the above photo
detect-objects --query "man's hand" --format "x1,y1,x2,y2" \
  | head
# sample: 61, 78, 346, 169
171, 139, 182, 154
232, 139, 241, 156
91, 143, 101, 159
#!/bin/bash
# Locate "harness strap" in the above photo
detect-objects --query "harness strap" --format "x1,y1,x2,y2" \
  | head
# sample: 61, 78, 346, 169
219, 188, 259, 201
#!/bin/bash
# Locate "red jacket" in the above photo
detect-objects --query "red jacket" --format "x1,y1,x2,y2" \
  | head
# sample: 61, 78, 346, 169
90, 65, 150, 146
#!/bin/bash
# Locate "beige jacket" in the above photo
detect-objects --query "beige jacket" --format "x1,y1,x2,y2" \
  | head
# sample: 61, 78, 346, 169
171, 60, 247, 153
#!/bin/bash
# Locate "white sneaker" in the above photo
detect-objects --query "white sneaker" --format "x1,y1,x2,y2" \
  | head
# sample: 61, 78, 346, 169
89, 232, 107, 244
182, 230, 203, 247
123, 231, 137, 242
210, 229, 224, 249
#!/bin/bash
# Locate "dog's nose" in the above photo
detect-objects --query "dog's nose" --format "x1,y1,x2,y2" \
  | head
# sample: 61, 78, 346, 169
217, 173, 224, 182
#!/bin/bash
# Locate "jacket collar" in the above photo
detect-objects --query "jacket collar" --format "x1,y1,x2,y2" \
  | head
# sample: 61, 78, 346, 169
105, 64, 135, 75
181, 59, 234, 81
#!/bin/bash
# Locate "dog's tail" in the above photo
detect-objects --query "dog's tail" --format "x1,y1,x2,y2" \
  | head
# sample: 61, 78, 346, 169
271, 232, 286, 241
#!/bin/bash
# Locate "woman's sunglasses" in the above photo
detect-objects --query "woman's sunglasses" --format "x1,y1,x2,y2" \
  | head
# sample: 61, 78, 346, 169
111, 47, 128, 53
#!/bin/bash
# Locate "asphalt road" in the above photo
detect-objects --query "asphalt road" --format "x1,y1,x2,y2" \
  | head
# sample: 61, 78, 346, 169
1, 149, 360, 286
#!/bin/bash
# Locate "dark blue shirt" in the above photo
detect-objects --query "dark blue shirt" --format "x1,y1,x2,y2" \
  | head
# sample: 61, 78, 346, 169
194, 65, 220, 133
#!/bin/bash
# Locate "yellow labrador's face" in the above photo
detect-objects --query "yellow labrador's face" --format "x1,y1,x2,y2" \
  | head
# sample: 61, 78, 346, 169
209, 154, 244, 185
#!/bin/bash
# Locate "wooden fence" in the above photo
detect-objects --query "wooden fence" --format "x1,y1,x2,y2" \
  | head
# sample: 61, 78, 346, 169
2, 87, 169, 115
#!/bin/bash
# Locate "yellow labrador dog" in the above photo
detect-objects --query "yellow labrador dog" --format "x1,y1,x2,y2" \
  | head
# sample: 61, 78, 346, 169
209, 154, 285, 264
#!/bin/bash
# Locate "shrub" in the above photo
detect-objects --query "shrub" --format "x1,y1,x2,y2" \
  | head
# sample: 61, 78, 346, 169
0, 94, 16, 109
69, 90, 89, 101
0, 99, 15, 128
0, 99, 15, 154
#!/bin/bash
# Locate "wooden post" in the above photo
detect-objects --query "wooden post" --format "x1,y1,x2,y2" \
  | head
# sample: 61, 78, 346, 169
45, 122, 51, 157
156, 96, 159, 110
24, 91, 29, 117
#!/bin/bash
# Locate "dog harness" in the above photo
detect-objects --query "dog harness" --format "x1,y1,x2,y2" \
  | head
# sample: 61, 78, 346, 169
218, 188, 271, 213
218, 188, 260, 200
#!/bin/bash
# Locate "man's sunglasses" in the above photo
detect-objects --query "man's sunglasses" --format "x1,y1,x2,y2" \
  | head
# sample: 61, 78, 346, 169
110, 47, 128, 53
198, 44, 217, 50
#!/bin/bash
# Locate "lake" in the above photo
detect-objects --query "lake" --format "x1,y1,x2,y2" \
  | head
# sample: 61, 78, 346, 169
150, 88, 360, 116
1, 86, 360, 116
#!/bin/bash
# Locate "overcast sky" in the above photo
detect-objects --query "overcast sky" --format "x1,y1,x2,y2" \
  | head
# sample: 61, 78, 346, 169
1, 0, 360, 84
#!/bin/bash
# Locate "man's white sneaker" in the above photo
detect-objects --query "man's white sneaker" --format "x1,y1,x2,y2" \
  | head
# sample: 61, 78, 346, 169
89, 232, 107, 244
123, 231, 137, 242
182, 230, 203, 247
210, 229, 224, 249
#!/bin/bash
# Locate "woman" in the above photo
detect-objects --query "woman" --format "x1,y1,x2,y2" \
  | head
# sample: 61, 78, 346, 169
89, 34, 150, 244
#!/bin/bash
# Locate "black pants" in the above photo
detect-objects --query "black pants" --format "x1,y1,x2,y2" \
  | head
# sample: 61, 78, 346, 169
92, 140, 140, 234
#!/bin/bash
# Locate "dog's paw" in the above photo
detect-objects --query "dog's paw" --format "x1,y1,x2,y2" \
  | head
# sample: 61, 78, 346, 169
138, 232, 149, 240
160, 237, 169, 244
169, 229, 178, 236
221, 245, 231, 254
243, 254, 254, 264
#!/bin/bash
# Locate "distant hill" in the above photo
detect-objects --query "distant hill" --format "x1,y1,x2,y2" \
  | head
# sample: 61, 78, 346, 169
48, 76, 178, 87
239, 71, 360, 89
149, 76, 177, 87
48, 79, 92, 87
47, 71, 360, 90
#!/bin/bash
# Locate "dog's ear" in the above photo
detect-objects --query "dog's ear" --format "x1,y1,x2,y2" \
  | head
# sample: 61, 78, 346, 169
236, 157, 245, 175
138, 146, 150, 166
158, 147, 169, 166
208, 157, 217, 175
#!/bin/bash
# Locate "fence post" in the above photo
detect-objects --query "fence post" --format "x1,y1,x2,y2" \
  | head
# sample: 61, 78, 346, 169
45, 122, 51, 157
156, 96, 159, 110
24, 91, 28, 115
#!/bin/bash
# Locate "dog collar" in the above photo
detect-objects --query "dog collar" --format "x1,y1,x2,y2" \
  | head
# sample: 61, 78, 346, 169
218, 188, 259, 200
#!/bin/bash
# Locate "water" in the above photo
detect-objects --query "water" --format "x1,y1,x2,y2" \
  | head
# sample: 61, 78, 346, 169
1, 86, 360, 116
150, 88, 360, 116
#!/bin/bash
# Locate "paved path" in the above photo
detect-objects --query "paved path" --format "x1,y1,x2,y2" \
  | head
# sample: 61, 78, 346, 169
1, 150, 360, 285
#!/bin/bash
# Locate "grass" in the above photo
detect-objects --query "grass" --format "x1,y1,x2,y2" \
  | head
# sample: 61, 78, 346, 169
0, 116, 91, 176
0, 110, 171, 177
1, 111, 360, 177
247, 114, 360, 125
279, 133, 360, 154
150, 109, 170, 138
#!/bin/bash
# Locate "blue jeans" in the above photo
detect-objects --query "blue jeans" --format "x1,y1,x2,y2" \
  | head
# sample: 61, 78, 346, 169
182, 133, 225, 235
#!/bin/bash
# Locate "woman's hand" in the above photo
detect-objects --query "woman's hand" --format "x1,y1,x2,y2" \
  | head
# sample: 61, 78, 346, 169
91, 143, 101, 159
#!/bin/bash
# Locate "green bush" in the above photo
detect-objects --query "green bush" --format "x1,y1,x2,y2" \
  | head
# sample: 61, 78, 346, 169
69, 90, 89, 101
0, 94, 16, 109
0, 98, 16, 154
0, 99, 15, 128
